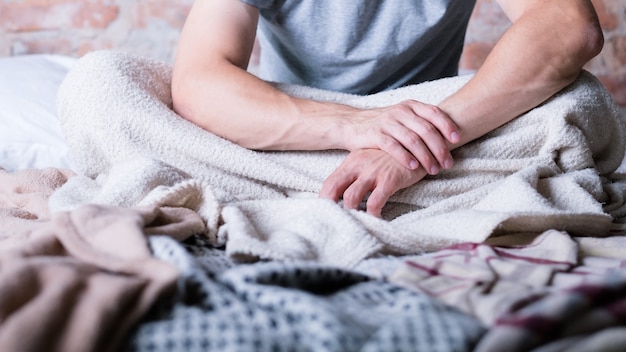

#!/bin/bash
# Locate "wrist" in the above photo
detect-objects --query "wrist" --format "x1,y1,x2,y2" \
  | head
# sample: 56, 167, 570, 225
294, 98, 360, 151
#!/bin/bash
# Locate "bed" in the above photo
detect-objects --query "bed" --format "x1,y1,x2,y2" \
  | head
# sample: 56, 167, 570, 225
2, 52, 626, 352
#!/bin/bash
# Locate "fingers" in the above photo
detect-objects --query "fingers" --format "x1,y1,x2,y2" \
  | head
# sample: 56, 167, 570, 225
321, 172, 378, 213
319, 168, 356, 203
405, 100, 460, 145
324, 175, 389, 217
401, 101, 458, 172
383, 121, 444, 175
319, 152, 376, 214
344, 102, 459, 174
342, 178, 373, 210
366, 183, 393, 218
320, 168, 373, 210
377, 134, 420, 170
320, 149, 427, 218
386, 101, 459, 174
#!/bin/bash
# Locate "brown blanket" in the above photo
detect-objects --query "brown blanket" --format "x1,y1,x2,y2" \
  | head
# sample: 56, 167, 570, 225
0, 168, 206, 352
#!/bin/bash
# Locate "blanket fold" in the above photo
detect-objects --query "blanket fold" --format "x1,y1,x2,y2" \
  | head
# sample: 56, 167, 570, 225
54, 50, 626, 267
0, 168, 206, 352
390, 229, 626, 352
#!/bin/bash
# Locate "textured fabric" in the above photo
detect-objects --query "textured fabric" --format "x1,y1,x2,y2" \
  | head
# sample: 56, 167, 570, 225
0, 167, 205, 352
240, 0, 476, 94
126, 235, 485, 352
389, 230, 626, 351
476, 269, 626, 352
391, 230, 579, 326
0, 55, 76, 171
53, 51, 626, 268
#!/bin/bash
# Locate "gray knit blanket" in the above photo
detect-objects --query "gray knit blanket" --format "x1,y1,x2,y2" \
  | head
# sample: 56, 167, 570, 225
126, 235, 484, 351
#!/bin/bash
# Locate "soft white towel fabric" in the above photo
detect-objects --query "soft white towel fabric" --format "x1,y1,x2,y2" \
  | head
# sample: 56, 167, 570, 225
52, 51, 626, 268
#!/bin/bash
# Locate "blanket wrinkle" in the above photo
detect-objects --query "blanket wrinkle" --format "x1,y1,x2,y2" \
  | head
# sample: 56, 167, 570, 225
50, 157, 219, 240
389, 230, 626, 351
0, 168, 75, 250
0, 167, 206, 352
0, 167, 74, 218
220, 200, 383, 267
54, 50, 626, 267
128, 236, 486, 351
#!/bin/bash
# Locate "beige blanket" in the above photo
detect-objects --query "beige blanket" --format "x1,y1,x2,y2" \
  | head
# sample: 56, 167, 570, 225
0, 168, 205, 352
53, 50, 626, 268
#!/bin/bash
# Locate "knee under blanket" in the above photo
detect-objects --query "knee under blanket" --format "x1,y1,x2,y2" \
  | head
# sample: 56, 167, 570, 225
52, 51, 626, 268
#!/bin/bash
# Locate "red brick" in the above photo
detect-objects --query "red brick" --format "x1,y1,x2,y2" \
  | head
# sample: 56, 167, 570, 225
598, 74, 626, 107
459, 42, 494, 71
77, 39, 115, 57
9, 35, 74, 56
601, 35, 626, 73
133, 1, 192, 29
470, 0, 510, 27
72, 1, 120, 29
0, 0, 119, 32
592, 0, 619, 31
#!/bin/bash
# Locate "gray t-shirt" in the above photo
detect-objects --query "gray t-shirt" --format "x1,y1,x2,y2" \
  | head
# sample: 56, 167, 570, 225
241, 0, 476, 94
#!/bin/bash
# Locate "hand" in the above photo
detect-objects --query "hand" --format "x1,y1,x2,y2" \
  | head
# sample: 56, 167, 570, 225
342, 100, 460, 175
319, 149, 427, 217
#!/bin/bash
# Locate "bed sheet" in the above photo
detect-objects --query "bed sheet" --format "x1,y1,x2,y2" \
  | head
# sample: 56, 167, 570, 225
0, 54, 76, 171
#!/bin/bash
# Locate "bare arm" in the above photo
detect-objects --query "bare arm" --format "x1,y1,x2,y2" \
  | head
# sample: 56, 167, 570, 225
440, 0, 603, 146
321, 0, 604, 216
172, 0, 460, 175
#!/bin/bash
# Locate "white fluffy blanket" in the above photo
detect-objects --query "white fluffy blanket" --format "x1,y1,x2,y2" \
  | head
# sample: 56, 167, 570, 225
52, 51, 626, 268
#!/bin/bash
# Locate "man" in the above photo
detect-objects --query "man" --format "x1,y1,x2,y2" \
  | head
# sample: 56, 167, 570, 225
171, 0, 603, 217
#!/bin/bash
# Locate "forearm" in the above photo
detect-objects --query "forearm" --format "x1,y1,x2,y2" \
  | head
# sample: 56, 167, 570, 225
172, 63, 356, 151
172, 59, 461, 173
440, 0, 603, 147
171, 0, 361, 152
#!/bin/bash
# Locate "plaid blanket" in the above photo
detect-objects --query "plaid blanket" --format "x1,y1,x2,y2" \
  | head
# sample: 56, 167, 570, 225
390, 230, 626, 351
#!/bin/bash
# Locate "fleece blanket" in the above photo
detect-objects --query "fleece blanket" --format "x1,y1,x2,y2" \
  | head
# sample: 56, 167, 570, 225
0, 167, 205, 352
53, 50, 626, 268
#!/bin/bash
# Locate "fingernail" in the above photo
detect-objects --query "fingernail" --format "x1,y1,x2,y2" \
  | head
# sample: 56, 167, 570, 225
450, 131, 460, 143
409, 160, 418, 169
430, 166, 439, 174
444, 158, 453, 169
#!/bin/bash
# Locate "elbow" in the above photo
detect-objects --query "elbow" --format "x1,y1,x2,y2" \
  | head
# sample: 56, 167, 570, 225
171, 68, 194, 122
560, 9, 604, 76
547, 17, 603, 85
577, 17, 604, 63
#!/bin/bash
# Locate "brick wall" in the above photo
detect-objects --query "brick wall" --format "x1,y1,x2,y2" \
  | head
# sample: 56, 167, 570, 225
0, 0, 193, 62
0, 0, 624, 106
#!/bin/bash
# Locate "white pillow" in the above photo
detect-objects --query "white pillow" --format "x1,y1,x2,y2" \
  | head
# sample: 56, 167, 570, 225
0, 54, 76, 171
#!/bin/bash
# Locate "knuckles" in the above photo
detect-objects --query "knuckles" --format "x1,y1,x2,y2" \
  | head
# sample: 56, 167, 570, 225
380, 136, 401, 151
434, 146, 449, 160
342, 189, 362, 209
388, 103, 415, 118
320, 177, 341, 200
366, 192, 384, 211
